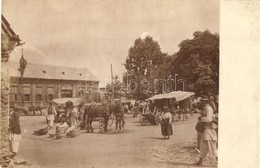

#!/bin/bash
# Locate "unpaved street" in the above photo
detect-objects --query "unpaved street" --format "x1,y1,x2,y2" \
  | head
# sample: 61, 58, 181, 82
18, 114, 217, 168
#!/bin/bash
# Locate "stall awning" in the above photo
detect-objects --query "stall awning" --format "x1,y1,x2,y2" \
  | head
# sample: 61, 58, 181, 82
148, 91, 195, 102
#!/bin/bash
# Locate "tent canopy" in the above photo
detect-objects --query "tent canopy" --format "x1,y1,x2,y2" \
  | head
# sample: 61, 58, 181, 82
52, 98, 84, 106
148, 91, 195, 102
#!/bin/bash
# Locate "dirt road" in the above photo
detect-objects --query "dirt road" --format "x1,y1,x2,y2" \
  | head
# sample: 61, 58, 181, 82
18, 114, 217, 168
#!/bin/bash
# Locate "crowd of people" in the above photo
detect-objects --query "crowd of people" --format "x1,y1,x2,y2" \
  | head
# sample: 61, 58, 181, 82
141, 93, 218, 166
7, 93, 218, 166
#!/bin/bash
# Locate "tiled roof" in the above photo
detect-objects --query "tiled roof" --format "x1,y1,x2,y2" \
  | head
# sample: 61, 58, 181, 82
1, 15, 21, 44
10, 61, 98, 81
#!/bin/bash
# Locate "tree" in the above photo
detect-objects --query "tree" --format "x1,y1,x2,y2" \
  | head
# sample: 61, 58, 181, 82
172, 30, 219, 94
105, 75, 124, 99
123, 36, 167, 100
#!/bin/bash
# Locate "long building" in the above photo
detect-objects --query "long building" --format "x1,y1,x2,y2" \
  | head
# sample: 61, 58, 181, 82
9, 61, 100, 108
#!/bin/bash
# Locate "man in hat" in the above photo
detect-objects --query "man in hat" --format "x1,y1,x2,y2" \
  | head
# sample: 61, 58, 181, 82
194, 95, 218, 165
9, 109, 21, 157
47, 102, 57, 129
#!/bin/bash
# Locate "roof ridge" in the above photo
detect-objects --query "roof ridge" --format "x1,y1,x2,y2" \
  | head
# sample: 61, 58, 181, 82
9, 61, 99, 81
10, 61, 89, 70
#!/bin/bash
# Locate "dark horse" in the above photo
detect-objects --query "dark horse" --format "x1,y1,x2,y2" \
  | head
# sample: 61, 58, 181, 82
82, 102, 125, 132
112, 102, 125, 130
83, 103, 110, 133
28, 106, 45, 116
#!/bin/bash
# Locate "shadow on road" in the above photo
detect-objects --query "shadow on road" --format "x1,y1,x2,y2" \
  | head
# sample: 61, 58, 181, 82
144, 137, 163, 140
158, 161, 216, 168
86, 129, 134, 135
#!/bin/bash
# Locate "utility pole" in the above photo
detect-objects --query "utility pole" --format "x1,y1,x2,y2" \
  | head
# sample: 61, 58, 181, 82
111, 64, 114, 102
21, 48, 24, 104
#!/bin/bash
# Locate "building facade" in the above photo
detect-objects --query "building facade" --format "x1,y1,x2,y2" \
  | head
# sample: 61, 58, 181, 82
10, 61, 100, 108
1, 15, 22, 157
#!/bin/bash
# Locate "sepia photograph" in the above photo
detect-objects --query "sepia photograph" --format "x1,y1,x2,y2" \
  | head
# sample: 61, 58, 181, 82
1, 0, 221, 167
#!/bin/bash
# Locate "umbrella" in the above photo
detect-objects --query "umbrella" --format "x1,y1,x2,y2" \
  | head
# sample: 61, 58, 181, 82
52, 98, 84, 106
148, 91, 195, 102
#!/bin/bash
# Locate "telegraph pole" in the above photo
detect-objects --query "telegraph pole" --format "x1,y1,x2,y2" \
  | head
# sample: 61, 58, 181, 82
110, 64, 114, 101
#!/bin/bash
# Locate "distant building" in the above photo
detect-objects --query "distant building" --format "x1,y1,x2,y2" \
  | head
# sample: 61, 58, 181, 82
10, 61, 100, 108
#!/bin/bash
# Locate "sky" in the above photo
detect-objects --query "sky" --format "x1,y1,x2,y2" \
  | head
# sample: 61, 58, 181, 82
3, 0, 219, 87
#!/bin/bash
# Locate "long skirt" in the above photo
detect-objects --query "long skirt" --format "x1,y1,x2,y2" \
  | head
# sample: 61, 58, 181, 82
69, 116, 77, 127
161, 123, 173, 136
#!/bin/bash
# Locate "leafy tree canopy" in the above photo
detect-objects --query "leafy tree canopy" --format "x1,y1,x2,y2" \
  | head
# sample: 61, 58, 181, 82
172, 30, 219, 94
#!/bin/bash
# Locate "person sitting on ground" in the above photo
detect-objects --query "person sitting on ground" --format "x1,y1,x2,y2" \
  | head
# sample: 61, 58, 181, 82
55, 118, 69, 139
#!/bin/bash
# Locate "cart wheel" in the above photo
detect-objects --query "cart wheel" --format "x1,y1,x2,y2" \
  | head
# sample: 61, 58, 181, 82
140, 116, 147, 126
99, 118, 104, 128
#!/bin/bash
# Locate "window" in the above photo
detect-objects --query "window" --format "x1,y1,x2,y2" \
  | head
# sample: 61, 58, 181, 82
10, 87, 18, 102
47, 87, 54, 100
61, 90, 73, 98
36, 87, 42, 102
24, 94, 31, 101
36, 94, 42, 101
48, 94, 53, 100
23, 87, 31, 102
61, 85, 73, 98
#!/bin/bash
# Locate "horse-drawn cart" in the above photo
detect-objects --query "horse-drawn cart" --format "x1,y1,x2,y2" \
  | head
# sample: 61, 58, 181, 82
139, 112, 161, 126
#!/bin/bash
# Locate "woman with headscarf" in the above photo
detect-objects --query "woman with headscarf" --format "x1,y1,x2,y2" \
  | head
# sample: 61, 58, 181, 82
67, 102, 78, 128
160, 106, 173, 139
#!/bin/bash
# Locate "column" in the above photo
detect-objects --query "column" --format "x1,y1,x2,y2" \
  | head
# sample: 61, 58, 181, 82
0, 51, 10, 155
31, 83, 36, 106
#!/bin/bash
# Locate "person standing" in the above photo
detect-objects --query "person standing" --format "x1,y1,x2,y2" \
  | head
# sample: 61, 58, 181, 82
114, 100, 124, 130
195, 116, 204, 150
68, 104, 78, 128
209, 95, 217, 113
194, 96, 218, 165
160, 106, 173, 139
9, 109, 21, 157
47, 102, 56, 129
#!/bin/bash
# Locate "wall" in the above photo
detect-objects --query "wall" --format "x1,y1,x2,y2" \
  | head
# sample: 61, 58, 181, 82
10, 78, 101, 108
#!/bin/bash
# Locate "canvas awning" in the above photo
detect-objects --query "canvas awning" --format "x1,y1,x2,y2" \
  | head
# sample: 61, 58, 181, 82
52, 97, 84, 106
148, 91, 195, 102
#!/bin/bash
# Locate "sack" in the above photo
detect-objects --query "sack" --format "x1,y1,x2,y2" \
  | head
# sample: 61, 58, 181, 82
34, 128, 48, 136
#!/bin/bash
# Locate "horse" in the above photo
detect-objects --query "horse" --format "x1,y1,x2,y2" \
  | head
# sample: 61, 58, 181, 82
112, 102, 125, 130
28, 106, 45, 116
82, 101, 125, 132
82, 103, 111, 133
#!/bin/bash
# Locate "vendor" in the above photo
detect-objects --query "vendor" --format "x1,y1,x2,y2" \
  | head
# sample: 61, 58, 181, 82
160, 106, 173, 140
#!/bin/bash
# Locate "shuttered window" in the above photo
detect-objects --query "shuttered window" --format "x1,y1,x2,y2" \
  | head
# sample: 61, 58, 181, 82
23, 87, 31, 94
23, 87, 31, 101
36, 87, 43, 101
10, 87, 18, 102
47, 87, 54, 100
